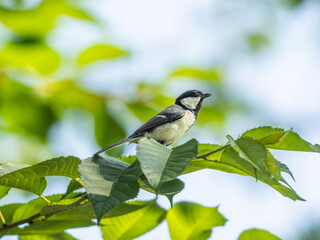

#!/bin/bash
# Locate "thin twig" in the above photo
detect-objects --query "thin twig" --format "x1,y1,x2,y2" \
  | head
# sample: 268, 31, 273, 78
196, 145, 229, 159
0, 213, 41, 234
0, 193, 89, 234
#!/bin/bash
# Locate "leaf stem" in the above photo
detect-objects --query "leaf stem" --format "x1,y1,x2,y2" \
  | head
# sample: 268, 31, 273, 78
0, 211, 5, 225
40, 195, 51, 204
196, 145, 229, 159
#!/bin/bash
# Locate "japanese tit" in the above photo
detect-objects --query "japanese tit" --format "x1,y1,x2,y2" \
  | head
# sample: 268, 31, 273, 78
95, 89, 211, 155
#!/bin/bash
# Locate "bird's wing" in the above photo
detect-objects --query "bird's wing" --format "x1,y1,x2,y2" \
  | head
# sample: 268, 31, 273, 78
129, 104, 186, 138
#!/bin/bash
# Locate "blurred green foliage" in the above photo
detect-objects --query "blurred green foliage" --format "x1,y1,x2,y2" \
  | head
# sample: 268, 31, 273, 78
0, 0, 240, 164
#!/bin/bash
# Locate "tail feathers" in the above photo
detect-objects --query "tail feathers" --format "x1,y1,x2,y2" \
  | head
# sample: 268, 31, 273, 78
94, 138, 132, 155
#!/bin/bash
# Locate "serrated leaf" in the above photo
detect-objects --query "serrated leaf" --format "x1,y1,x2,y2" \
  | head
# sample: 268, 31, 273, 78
19, 232, 78, 240
0, 156, 81, 196
78, 44, 128, 65
0, 163, 30, 199
221, 147, 304, 201
167, 202, 227, 240
100, 201, 166, 240
228, 135, 267, 172
0, 186, 10, 200
137, 138, 198, 190
242, 126, 320, 152
139, 178, 185, 206
277, 161, 295, 181
238, 228, 281, 240
79, 155, 129, 197
80, 156, 142, 224
266, 152, 281, 181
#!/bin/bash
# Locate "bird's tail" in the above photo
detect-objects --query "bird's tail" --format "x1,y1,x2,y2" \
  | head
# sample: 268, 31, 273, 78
94, 138, 132, 155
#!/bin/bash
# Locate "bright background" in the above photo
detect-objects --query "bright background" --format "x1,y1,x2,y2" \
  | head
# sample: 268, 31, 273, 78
1, 0, 320, 239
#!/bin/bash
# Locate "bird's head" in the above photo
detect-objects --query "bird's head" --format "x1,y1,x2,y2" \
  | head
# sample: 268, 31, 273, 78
175, 90, 211, 113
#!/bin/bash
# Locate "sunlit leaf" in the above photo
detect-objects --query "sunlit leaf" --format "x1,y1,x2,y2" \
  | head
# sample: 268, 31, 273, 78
12, 195, 62, 222
220, 147, 304, 201
100, 201, 166, 240
0, 0, 93, 37
238, 228, 281, 240
228, 136, 267, 172
242, 126, 320, 152
78, 44, 128, 65
7, 220, 95, 235
167, 202, 227, 240
0, 203, 24, 227
0, 162, 30, 199
170, 67, 221, 83
0, 41, 60, 75
265, 152, 281, 181
137, 139, 198, 191
19, 232, 78, 240
0, 156, 81, 195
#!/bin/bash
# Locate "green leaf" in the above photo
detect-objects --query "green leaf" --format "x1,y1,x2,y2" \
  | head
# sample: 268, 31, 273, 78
79, 156, 142, 224
19, 232, 78, 240
138, 178, 185, 206
65, 179, 83, 197
0, 42, 60, 75
8, 220, 95, 235
0, 0, 93, 37
0, 203, 24, 227
242, 126, 320, 152
265, 152, 281, 181
78, 44, 128, 65
136, 138, 198, 190
100, 201, 166, 240
49, 200, 150, 221
167, 202, 227, 240
277, 161, 295, 181
238, 228, 281, 240
0, 163, 30, 199
0, 156, 81, 196
227, 135, 267, 172
0, 186, 10, 200
170, 67, 222, 83
221, 147, 304, 201
79, 155, 129, 197
12, 195, 62, 222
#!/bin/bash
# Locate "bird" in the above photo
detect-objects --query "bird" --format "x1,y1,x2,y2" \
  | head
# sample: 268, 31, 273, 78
94, 89, 211, 155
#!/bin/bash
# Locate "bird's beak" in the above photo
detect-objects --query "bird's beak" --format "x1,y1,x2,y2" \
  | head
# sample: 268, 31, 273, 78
203, 93, 212, 98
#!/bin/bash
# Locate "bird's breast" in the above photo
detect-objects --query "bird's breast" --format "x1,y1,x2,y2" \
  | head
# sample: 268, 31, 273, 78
146, 110, 195, 145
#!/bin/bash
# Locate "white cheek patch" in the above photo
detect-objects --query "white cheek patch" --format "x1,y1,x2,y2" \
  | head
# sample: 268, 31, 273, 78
180, 97, 201, 109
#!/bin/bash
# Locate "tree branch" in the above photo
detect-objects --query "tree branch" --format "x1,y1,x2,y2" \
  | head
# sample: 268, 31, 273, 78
0, 194, 88, 235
